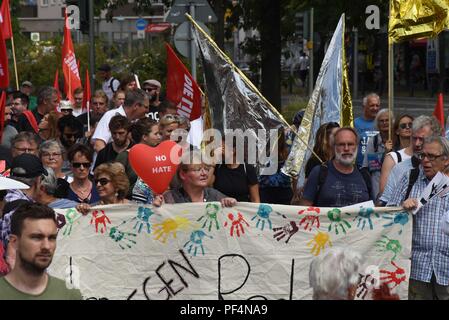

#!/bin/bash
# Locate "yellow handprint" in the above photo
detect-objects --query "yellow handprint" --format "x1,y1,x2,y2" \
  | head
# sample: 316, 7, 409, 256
307, 231, 332, 256
153, 216, 191, 243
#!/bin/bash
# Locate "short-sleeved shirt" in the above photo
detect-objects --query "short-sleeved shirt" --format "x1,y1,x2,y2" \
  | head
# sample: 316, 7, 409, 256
0, 275, 82, 300
67, 184, 100, 204
354, 117, 378, 167
94, 141, 133, 170
379, 157, 415, 204
91, 106, 126, 145
163, 187, 226, 204
302, 161, 371, 207
213, 164, 258, 202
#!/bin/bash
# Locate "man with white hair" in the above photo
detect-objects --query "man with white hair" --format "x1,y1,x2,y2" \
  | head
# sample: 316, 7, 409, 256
309, 247, 363, 300
300, 127, 373, 207
354, 93, 380, 167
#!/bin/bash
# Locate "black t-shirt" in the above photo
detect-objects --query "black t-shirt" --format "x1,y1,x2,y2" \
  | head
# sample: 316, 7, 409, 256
77, 112, 102, 134
305, 155, 322, 178
94, 141, 134, 169
213, 164, 258, 202
147, 106, 159, 121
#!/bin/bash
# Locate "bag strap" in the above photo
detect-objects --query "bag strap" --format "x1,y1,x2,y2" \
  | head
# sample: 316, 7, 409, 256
313, 164, 328, 204
22, 110, 39, 134
395, 151, 402, 163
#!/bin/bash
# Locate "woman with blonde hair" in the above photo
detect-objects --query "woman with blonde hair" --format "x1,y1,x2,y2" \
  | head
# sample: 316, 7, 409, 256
38, 110, 61, 141
77, 162, 130, 214
159, 114, 180, 141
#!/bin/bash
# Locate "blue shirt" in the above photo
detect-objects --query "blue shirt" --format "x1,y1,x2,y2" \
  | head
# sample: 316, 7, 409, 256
387, 170, 449, 285
302, 160, 371, 207
379, 158, 414, 204
354, 117, 378, 167
67, 185, 100, 204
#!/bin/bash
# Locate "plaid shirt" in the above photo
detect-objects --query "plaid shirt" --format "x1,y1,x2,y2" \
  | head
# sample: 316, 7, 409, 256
388, 169, 449, 285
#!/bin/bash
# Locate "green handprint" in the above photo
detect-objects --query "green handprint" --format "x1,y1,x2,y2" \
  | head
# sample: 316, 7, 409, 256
62, 208, 82, 236
327, 208, 351, 235
109, 226, 137, 250
375, 235, 402, 260
197, 203, 220, 232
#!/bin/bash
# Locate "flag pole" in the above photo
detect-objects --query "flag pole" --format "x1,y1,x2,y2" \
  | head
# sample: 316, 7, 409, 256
10, 34, 18, 90
388, 40, 393, 142
185, 13, 323, 164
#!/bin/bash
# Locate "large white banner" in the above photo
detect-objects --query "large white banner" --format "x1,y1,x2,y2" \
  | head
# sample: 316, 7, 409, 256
48, 203, 411, 300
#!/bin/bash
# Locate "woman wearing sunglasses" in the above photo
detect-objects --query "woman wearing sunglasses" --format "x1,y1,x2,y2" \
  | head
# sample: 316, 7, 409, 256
379, 114, 414, 196
77, 162, 130, 214
66, 143, 100, 204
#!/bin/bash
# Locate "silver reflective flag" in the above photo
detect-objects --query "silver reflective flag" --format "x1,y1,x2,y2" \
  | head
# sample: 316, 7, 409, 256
282, 14, 351, 184
190, 15, 286, 173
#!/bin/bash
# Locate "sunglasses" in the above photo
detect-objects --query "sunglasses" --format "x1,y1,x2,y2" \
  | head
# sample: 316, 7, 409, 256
72, 162, 91, 169
399, 122, 412, 129
95, 178, 111, 186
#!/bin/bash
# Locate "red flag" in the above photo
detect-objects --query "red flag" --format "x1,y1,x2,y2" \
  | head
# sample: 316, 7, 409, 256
0, 90, 6, 142
433, 92, 445, 135
165, 43, 201, 121
62, 10, 81, 103
83, 68, 91, 112
0, 0, 12, 40
0, 26, 8, 88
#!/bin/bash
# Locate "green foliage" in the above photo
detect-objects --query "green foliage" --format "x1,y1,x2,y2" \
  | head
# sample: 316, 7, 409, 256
282, 98, 308, 124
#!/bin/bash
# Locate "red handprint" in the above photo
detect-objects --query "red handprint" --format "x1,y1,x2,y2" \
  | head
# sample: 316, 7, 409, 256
90, 210, 111, 234
380, 261, 406, 289
224, 212, 250, 237
298, 207, 321, 231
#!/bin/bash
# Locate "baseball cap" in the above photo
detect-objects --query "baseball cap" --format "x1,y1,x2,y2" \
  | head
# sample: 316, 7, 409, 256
21, 81, 33, 88
59, 100, 74, 110
98, 64, 112, 72
143, 79, 161, 88
10, 154, 47, 179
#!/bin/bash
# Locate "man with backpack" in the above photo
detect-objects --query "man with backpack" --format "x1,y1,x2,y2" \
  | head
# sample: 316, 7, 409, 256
98, 64, 120, 101
387, 136, 449, 300
300, 127, 373, 207
378, 116, 441, 206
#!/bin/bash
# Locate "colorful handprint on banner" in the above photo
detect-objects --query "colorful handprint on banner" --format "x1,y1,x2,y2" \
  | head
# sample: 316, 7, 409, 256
307, 231, 332, 256
224, 212, 250, 237
197, 203, 221, 232
90, 210, 111, 234
153, 216, 191, 243
183, 230, 212, 256
251, 204, 273, 231
327, 208, 351, 235
353, 207, 379, 230
298, 207, 321, 231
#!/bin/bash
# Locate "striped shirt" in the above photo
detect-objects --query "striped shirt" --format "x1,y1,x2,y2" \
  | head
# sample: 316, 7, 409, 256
387, 169, 449, 285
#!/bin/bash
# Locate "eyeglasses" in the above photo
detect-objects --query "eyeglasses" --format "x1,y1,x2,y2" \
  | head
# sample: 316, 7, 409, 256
417, 153, 445, 161
399, 122, 412, 129
72, 162, 91, 169
95, 178, 111, 186
188, 166, 211, 173
42, 152, 62, 158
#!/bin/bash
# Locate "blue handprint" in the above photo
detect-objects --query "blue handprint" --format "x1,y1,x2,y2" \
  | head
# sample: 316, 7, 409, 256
353, 208, 380, 230
183, 230, 212, 256
132, 207, 155, 234
251, 204, 273, 231
382, 211, 409, 235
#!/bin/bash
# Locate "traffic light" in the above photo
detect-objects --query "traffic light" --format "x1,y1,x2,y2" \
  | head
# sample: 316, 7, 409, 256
65, 0, 89, 34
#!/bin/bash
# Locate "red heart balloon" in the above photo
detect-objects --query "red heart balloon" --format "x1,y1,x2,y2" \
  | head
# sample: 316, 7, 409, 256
128, 141, 181, 195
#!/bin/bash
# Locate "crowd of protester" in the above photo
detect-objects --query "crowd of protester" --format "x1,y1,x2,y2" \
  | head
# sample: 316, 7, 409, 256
0, 68, 448, 300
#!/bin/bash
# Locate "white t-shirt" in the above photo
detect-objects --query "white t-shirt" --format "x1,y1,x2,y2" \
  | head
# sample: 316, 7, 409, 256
91, 106, 126, 145
72, 107, 85, 117
387, 148, 411, 165
102, 77, 120, 100
187, 116, 204, 148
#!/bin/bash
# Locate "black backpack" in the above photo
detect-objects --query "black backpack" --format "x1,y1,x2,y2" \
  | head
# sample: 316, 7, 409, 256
313, 163, 372, 204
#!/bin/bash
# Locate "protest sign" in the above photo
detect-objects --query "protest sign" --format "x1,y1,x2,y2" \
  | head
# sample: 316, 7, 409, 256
49, 203, 411, 300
